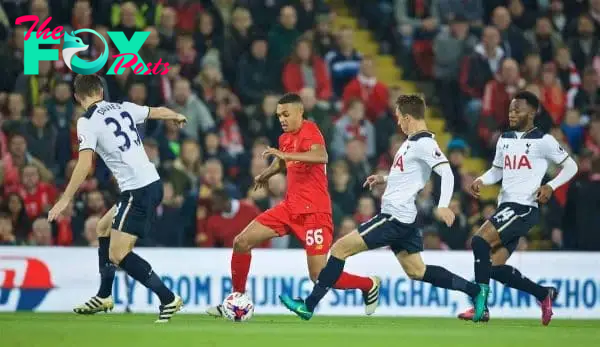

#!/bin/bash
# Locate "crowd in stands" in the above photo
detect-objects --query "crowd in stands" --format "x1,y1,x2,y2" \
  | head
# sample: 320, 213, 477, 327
0, 0, 599, 251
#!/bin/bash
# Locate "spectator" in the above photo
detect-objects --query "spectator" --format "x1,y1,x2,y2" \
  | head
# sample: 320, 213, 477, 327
157, 6, 177, 52
342, 56, 389, 122
437, 0, 484, 26
84, 190, 107, 219
6, 134, 54, 186
330, 160, 357, 215
157, 117, 186, 164
555, 46, 581, 93
432, 138, 467, 202
194, 12, 225, 58
238, 154, 268, 197
0, 212, 16, 245
200, 158, 241, 199
433, 15, 476, 132
354, 195, 376, 224
491, 6, 529, 63
313, 14, 336, 57
479, 58, 524, 149
246, 94, 283, 147
53, 198, 81, 246
268, 5, 301, 70
29, 217, 53, 246
423, 226, 447, 250
585, 116, 600, 155
236, 35, 276, 105
332, 99, 376, 160
112, 2, 142, 39
374, 86, 404, 156
170, 138, 202, 195
521, 52, 542, 84
14, 60, 57, 110
176, 34, 201, 81
161, 0, 203, 33
460, 26, 504, 130
325, 26, 362, 97
199, 188, 264, 247
3, 93, 27, 133
295, 0, 329, 33
567, 15, 600, 72
2, 192, 31, 243
169, 78, 215, 141
23, 106, 58, 174
568, 66, 600, 116
561, 109, 585, 154
438, 196, 469, 249
508, 0, 538, 31
539, 62, 567, 124
45, 81, 74, 133
525, 16, 564, 63
153, 181, 184, 247
300, 87, 333, 143
224, 7, 256, 83
562, 156, 600, 251
591, 0, 600, 32
394, 0, 440, 48
344, 138, 372, 197
81, 215, 99, 247
547, 0, 568, 36
282, 38, 332, 101
215, 97, 244, 160
204, 131, 236, 177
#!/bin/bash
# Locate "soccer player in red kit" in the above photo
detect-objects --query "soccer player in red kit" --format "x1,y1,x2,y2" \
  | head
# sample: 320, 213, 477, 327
206, 93, 380, 317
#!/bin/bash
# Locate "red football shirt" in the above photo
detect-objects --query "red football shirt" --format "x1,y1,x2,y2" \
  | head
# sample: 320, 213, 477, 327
279, 120, 332, 215
18, 183, 57, 220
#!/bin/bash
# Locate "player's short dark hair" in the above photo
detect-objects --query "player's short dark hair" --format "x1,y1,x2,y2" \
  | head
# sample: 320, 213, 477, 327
73, 74, 104, 99
211, 188, 231, 201
514, 91, 540, 111
278, 93, 302, 105
395, 94, 426, 119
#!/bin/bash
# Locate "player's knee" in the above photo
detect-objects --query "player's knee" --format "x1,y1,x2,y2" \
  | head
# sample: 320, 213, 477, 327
108, 245, 128, 264
233, 234, 252, 253
405, 265, 426, 280
330, 243, 351, 260
308, 269, 320, 283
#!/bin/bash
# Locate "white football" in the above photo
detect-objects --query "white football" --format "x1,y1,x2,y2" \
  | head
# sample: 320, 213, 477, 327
222, 292, 254, 322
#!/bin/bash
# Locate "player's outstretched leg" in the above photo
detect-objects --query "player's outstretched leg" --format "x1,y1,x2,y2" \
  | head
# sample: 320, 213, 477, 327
109, 230, 182, 323
206, 221, 278, 318
397, 251, 480, 300
307, 255, 380, 316
491, 265, 558, 325
280, 230, 368, 320
74, 207, 116, 315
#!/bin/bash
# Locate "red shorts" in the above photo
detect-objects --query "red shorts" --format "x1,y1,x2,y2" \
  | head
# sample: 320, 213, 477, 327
256, 203, 333, 256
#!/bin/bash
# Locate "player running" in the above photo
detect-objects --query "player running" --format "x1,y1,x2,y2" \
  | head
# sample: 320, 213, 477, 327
206, 93, 380, 318
464, 91, 578, 324
48, 74, 187, 323
279, 94, 482, 320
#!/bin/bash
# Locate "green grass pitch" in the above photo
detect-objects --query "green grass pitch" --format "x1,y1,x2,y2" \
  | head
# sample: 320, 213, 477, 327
2, 313, 600, 347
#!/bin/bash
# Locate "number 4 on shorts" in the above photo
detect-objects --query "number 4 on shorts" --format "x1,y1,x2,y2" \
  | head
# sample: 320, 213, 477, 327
306, 229, 324, 246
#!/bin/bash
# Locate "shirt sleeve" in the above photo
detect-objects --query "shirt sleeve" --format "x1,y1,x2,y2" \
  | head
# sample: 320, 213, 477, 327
418, 138, 449, 169
77, 118, 97, 152
301, 123, 326, 150
122, 101, 150, 124
492, 137, 504, 168
542, 134, 569, 165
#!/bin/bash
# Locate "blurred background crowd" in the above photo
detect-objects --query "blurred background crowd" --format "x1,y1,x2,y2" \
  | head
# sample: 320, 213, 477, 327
0, 0, 599, 251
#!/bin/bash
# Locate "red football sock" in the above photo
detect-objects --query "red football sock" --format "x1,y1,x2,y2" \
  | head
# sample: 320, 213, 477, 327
231, 252, 252, 293
334, 272, 373, 292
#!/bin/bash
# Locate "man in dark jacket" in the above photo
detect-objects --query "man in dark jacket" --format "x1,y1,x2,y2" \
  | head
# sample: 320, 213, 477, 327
562, 156, 600, 251
236, 35, 277, 105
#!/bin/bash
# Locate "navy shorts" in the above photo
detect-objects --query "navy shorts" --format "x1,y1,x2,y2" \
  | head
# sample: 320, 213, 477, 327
488, 202, 539, 254
112, 180, 163, 238
358, 214, 423, 254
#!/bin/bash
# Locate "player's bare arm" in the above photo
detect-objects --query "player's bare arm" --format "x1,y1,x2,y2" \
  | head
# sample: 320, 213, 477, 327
253, 158, 285, 190
263, 144, 328, 164
471, 166, 503, 198
148, 107, 187, 127
48, 149, 94, 221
